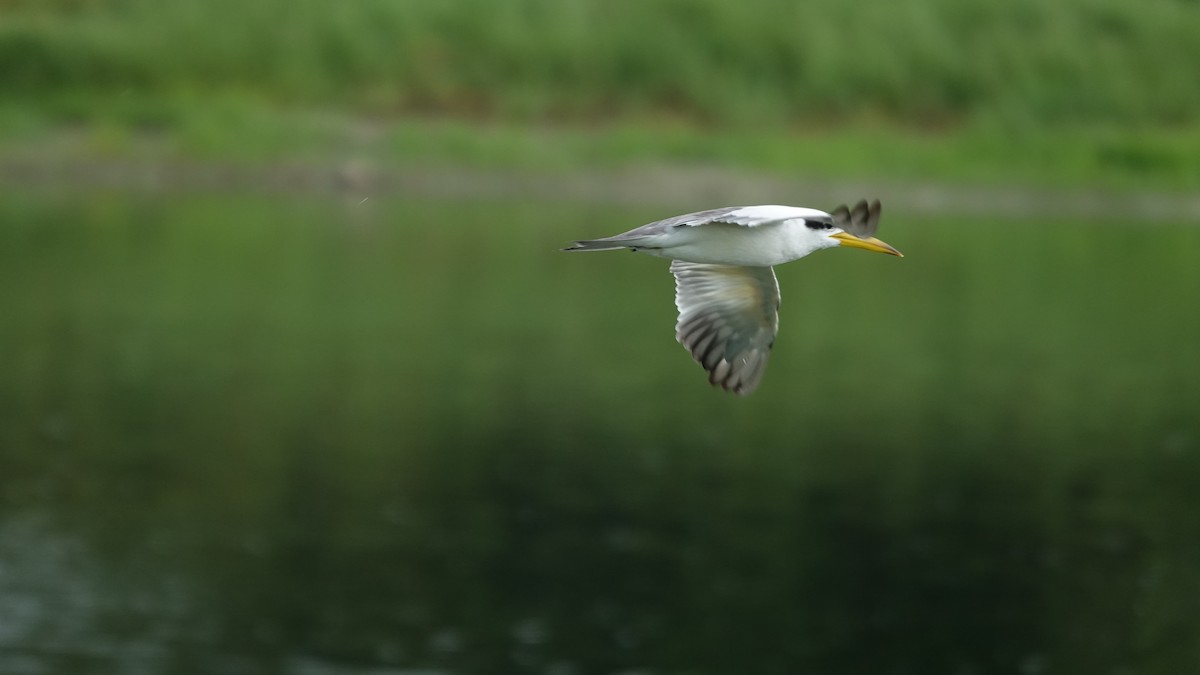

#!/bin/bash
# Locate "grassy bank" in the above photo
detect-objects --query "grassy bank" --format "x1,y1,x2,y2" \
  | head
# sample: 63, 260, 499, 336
3, 97, 1200, 193
4, 0, 1200, 192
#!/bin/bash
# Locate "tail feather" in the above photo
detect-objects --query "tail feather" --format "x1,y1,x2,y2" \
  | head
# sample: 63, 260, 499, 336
561, 238, 634, 252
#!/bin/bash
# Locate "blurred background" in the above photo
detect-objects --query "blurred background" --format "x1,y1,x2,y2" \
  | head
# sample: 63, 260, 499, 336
2, 1, 1199, 673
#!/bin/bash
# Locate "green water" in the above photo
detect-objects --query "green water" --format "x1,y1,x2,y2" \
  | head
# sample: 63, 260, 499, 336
1, 191, 1199, 674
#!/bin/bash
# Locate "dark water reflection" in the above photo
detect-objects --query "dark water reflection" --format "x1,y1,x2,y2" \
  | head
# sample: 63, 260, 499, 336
1, 192, 1199, 674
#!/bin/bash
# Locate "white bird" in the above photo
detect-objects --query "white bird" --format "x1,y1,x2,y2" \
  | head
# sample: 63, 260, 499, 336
563, 199, 902, 395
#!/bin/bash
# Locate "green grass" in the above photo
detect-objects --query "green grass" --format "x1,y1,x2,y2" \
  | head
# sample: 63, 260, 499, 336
4, 95, 1200, 192
4, 0, 1200, 129
381, 118, 1200, 191
5, 0, 1200, 191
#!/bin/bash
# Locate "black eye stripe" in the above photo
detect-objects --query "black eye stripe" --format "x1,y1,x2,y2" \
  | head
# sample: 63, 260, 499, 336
804, 219, 833, 230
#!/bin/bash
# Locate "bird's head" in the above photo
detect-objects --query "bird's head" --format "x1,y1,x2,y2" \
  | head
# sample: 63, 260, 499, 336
806, 199, 903, 257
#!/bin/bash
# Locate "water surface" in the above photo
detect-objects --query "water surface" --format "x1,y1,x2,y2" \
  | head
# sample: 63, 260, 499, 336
1, 191, 1199, 674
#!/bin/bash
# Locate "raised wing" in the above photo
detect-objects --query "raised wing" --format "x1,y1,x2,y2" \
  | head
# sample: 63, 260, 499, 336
671, 261, 780, 395
564, 204, 842, 251
831, 199, 882, 238
613, 204, 830, 240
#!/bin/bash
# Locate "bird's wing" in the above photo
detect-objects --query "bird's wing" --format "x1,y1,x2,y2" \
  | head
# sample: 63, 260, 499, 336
671, 261, 780, 395
614, 205, 828, 241
831, 199, 882, 238
650, 206, 747, 228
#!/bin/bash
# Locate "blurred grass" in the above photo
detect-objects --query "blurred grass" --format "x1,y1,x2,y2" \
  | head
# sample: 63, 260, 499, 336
3, 0, 1200, 189
4, 99, 1200, 192
4, 0, 1200, 127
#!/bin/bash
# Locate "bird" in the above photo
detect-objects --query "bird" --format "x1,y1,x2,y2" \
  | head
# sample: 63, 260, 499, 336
563, 199, 901, 395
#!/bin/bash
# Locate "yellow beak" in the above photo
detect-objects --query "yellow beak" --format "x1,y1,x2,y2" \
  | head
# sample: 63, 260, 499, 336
831, 232, 904, 257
